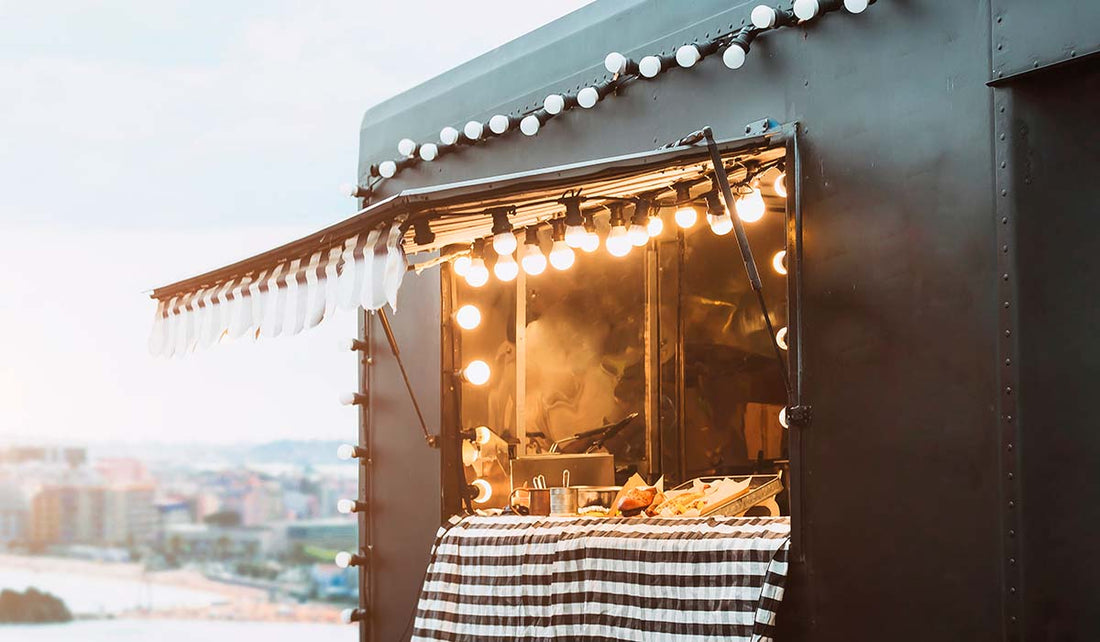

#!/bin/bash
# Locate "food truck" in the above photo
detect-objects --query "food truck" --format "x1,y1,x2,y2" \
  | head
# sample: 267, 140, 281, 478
148, 0, 1100, 639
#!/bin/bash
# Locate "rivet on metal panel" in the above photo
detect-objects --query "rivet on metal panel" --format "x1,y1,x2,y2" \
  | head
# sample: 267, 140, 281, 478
1009, 529, 1016, 537
1001, 161, 1006, 168
1002, 273, 1009, 281
1005, 329, 1011, 337
1011, 616, 1018, 624
1005, 358, 1012, 366
1009, 557, 1016, 565
1004, 301, 1010, 308
1001, 189, 1008, 196
1005, 386, 1012, 395
1000, 133, 1006, 141
1000, 106, 1006, 113
1008, 443, 1014, 451
1007, 415, 1013, 422
1008, 472, 1014, 480
1002, 244, 1009, 252
1009, 500, 1015, 508
1002, 217, 1009, 224
1010, 586, 1017, 594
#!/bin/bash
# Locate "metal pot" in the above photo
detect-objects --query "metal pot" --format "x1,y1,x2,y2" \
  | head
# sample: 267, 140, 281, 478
573, 486, 622, 515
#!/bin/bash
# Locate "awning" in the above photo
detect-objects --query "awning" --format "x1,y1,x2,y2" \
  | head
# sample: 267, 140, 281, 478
148, 131, 786, 357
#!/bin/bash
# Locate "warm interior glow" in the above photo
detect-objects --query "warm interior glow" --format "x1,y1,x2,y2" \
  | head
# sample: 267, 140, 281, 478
779, 407, 789, 429
455, 304, 481, 330
452, 255, 472, 277
461, 440, 481, 466
735, 187, 766, 222
493, 231, 517, 256
776, 326, 789, 350
463, 360, 491, 385
493, 254, 519, 281
471, 478, 492, 504
647, 214, 664, 237
772, 250, 788, 275
773, 172, 788, 198
473, 425, 492, 445
628, 223, 649, 246
564, 224, 587, 248
606, 225, 631, 257
580, 229, 600, 253
708, 213, 734, 236
549, 240, 575, 270
466, 258, 489, 287
521, 244, 547, 275
675, 205, 698, 228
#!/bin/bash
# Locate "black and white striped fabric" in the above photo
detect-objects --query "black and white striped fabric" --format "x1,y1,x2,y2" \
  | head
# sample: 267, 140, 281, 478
412, 515, 790, 642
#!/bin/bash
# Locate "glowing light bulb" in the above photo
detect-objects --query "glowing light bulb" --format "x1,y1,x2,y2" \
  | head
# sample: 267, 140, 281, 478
772, 250, 788, 275
419, 143, 438, 161
735, 187, 766, 222
773, 172, 787, 197
549, 240, 575, 270
647, 215, 664, 237
708, 212, 734, 235
493, 231, 517, 256
723, 44, 747, 70
463, 360, 491, 385
440, 126, 460, 146
336, 444, 360, 460
521, 243, 547, 276
452, 255, 472, 277
465, 258, 489, 288
628, 223, 649, 246
779, 407, 789, 429
675, 205, 698, 229
461, 440, 480, 466
471, 478, 492, 504
334, 551, 353, 568
336, 499, 359, 514
473, 425, 492, 445
494, 254, 518, 281
564, 224, 587, 248
397, 138, 416, 156
455, 304, 481, 330
543, 93, 565, 115
676, 44, 702, 68
606, 224, 631, 257
776, 326, 789, 351
639, 55, 662, 78
581, 228, 600, 253
378, 160, 397, 178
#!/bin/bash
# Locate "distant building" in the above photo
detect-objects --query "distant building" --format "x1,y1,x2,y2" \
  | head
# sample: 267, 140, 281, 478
241, 479, 285, 526
103, 484, 156, 546
278, 517, 357, 556
29, 483, 155, 547
0, 482, 28, 546
161, 523, 274, 560
0, 447, 85, 468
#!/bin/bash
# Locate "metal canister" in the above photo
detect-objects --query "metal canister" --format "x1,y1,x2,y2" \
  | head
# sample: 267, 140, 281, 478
549, 486, 577, 516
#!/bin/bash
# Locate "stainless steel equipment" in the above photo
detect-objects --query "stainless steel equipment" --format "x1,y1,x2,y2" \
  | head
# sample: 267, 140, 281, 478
510, 453, 614, 491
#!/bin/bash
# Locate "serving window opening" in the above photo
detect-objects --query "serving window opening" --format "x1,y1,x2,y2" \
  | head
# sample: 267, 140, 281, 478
435, 134, 801, 520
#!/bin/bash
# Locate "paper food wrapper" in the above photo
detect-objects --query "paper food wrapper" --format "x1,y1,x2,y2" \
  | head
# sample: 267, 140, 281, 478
610, 474, 663, 516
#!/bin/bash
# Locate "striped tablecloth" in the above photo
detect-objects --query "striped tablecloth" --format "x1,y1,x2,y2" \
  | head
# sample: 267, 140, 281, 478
412, 515, 790, 642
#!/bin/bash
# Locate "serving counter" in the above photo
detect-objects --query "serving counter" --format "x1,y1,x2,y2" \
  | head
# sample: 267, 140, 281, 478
411, 515, 790, 641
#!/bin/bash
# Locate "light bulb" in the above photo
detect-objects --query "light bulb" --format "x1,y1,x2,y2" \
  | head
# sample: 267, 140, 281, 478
336, 498, 357, 514
378, 160, 397, 178
493, 231, 517, 256
463, 120, 484, 141
844, 0, 871, 13
473, 425, 492, 445
336, 444, 361, 460
647, 215, 664, 237
639, 55, 662, 78
471, 478, 492, 504
735, 187, 766, 222
419, 143, 438, 161
577, 86, 600, 109
334, 551, 353, 568
455, 304, 481, 330
606, 224, 632, 257
773, 172, 788, 197
564, 225, 587, 248
461, 440, 480, 466
708, 212, 734, 235
549, 240, 575, 270
751, 5, 779, 28
521, 243, 547, 275
723, 44, 747, 70
604, 51, 628, 74
793, 0, 821, 20
463, 360, 491, 385
452, 255, 472, 277
397, 138, 416, 156
494, 254, 518, 281
520, 114, 541, 136
675, 205, 698, 228
779, 407, 789, 429
676, 44, 702, 68
440, 126, 460, 146
628, 223, 649, 246
488, 114, 511, 135
543, 93, 565, 115
466, 258, 489, 288
772, 250, 788, 275
581, 228, 600, 253
776, 326, 789, 351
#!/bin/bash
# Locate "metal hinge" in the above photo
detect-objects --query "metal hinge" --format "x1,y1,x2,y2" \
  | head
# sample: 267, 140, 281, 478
787, 405, 813, 428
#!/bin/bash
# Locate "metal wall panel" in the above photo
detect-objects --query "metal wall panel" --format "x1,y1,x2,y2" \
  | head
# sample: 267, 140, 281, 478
359, 0, 1003, 639
992, 0, 1100, 81
1005, 59, 1100, 641
364, 269, 442, 641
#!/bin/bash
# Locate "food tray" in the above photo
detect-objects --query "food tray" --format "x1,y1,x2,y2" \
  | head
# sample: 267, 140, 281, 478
670, 473, 784, 517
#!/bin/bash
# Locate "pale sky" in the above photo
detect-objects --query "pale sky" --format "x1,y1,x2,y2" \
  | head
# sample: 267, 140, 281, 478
0, 1, 592, 445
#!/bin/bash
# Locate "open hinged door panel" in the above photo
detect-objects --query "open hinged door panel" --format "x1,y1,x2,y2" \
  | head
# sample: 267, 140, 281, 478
147, 128, 792, 360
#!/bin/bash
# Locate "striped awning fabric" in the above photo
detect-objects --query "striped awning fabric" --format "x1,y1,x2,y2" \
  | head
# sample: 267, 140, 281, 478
412, 515, 791, 641
147, 223, 406, 357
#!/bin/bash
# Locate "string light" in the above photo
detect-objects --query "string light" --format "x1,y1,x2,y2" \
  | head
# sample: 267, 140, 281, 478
723, 27, 758, 70
471, 425, 492, 445
674, 184, 698, 229
520, 227, 547, 275
494, 253, 519, 281
581, 212, 600, 253
647, 210, 664, 237
466, 241, 490, 287
462, 360, 491, 385
844, 0, 874, 13
793, 0, 835, 21
773, 170, 788, 197
455, 304, 481, 330
628, 201, 651, 246
751, 5, 795, 29
489, 114, 517, 135
578, 82, 611, 109
735, 186, 766, 223
419, 143, 439, 161
605, 203, 632, 257
548, 220, 576, 270
461, 440, 481, 466
463, 120, 485, 141
562, 197, 586, 248
341, 609, 367, 625
490, 208, 517, 255
335, 551, 366, 568
776, 326, 789, 350
779, 407, 789, 429
452, 253, 472, 277
676, 41, 720, 69
339, 392, 367, 406
705, 191, 734, 236
520, 111, 549, 136
440, 126, 460, 146
470, 478, 492, 504
639, 54, 674, 79
337, 499, 367, 514
336, 444, 367, 460
604, 51, 636, 75
378, 160, 397, 178
397, 138, 417, 157
772, 250, 788, 275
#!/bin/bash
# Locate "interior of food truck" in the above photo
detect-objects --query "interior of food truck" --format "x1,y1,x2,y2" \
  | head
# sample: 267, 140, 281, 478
393, 132, 803, 521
